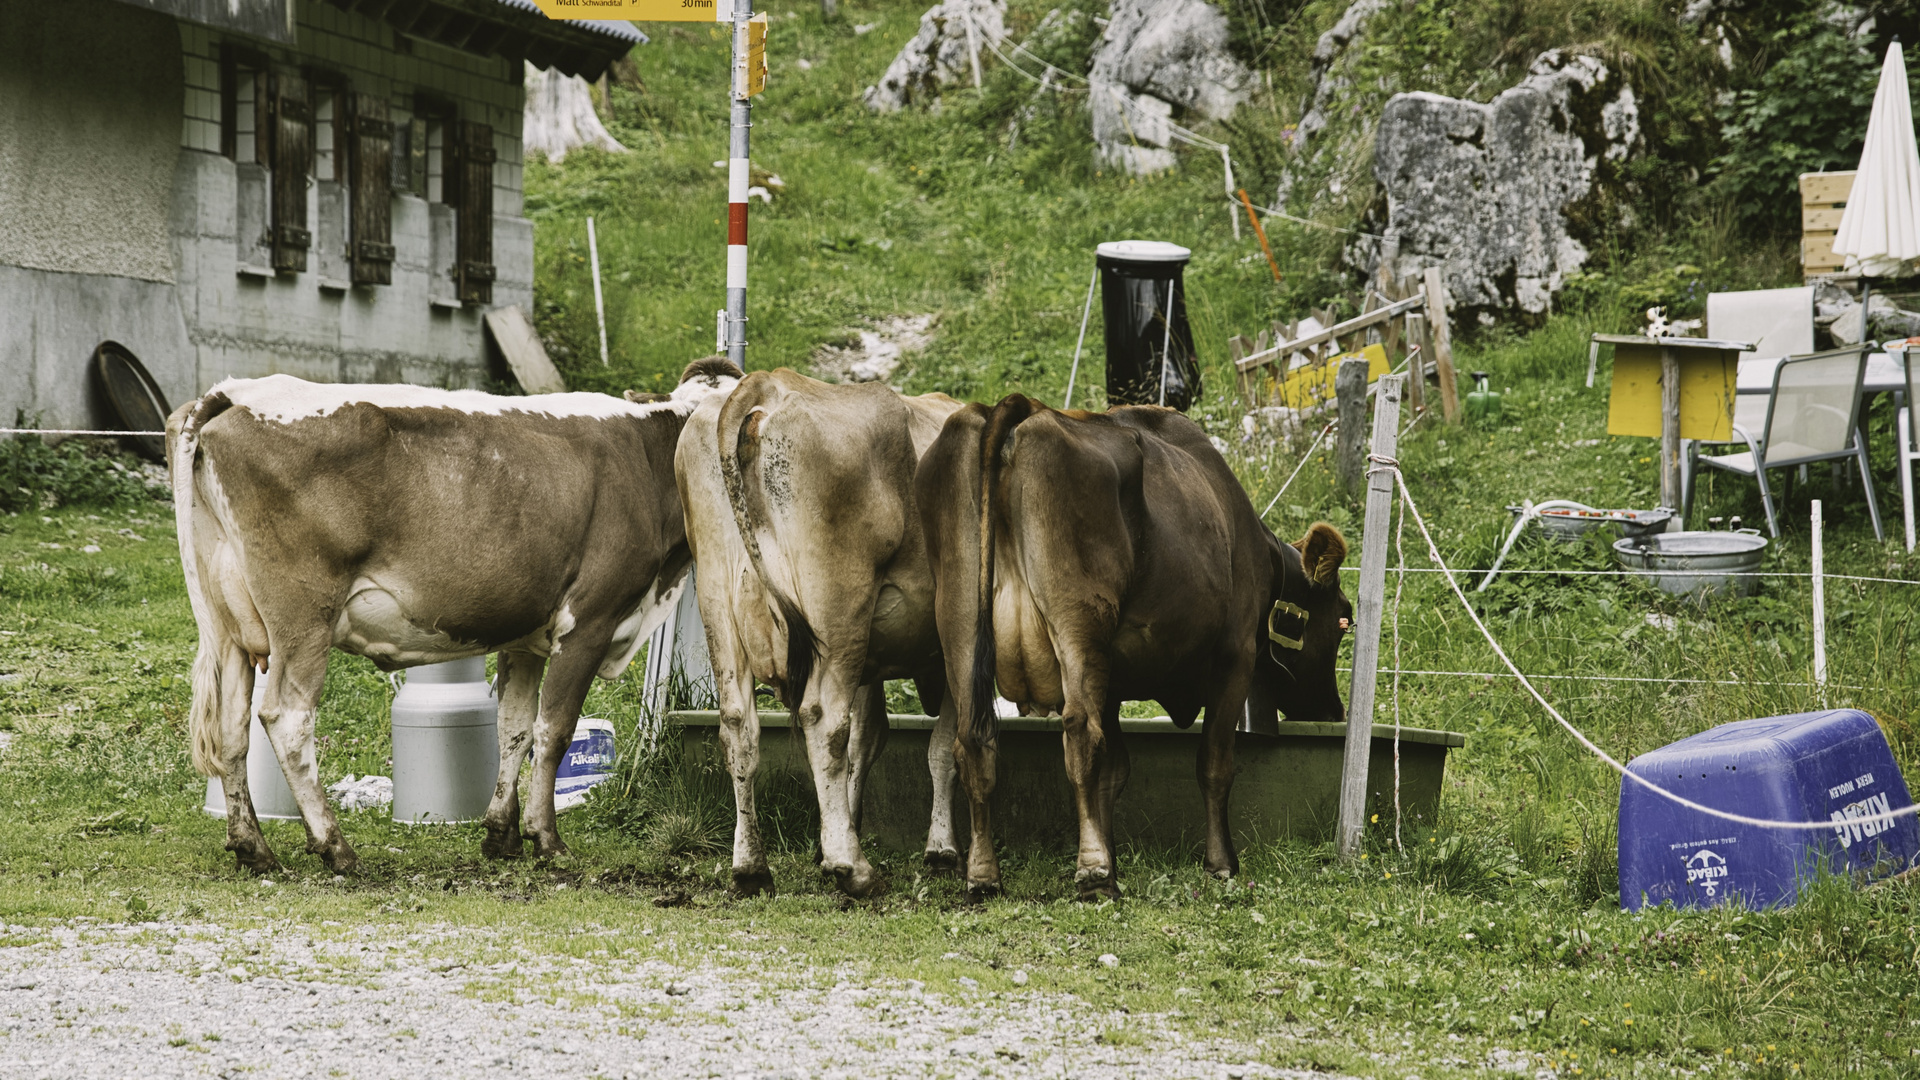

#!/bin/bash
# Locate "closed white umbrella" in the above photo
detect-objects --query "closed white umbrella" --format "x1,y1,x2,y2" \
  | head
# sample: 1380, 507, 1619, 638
1833, 39, 1920, 278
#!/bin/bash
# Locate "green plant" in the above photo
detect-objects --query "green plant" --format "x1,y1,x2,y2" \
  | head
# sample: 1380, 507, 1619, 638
0, 427, 163, 513
1713, 15, 1894, 236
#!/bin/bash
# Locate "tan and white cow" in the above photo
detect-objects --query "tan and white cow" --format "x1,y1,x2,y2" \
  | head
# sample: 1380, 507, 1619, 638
168, 359, 742, 873
675, 370, 963, 897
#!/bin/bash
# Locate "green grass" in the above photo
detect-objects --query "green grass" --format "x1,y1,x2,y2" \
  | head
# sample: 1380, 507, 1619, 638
5, 323, 1920, 1074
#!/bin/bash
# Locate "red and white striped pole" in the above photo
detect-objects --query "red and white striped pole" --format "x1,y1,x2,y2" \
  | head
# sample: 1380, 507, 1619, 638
723, 0, 753, 368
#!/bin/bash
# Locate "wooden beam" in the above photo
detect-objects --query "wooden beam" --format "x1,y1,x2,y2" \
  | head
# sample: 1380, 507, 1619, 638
1338, 373, 1405, 858
1234, 292, 1427, 373
1423, 266, 1461, 423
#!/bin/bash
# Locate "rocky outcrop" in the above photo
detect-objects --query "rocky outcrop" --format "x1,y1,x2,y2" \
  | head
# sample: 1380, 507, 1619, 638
1089, 0, 1249, 175
1361, 50, 1642, 323
1273, 0, 1390, 208
522, 63, 626, 162
863, 0, 1007, 112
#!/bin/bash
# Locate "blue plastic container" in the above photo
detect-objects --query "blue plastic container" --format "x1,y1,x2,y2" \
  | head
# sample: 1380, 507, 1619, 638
1619, 710, 1918, 910
553, 717, 616, 814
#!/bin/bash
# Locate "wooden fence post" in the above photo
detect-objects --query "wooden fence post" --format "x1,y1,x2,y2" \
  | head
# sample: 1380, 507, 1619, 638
1337, 373, 1405, 859
1404, 310, 1427, 416
1423, 267, 1461, 423
1336, 357, 1369, 497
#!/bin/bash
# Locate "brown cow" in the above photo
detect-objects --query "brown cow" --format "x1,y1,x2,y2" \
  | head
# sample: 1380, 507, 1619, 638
675, 370, 964, 897
916, 396, 1350, 900
168, 360, 741, 874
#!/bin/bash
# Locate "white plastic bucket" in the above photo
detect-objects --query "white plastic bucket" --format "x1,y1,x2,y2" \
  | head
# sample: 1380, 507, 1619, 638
202, 670, 302, 821
554, 717, 616, 814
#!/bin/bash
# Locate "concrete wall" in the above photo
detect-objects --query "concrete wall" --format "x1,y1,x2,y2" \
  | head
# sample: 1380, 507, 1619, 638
2, 0, 537, 433
0, 0, 182, 283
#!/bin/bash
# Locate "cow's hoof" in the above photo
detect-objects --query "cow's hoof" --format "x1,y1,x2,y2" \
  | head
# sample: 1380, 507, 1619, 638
830, 863, 883, 899
480, 824, 524, 860
525, 831, 570, 860
319, 844, 359, 876
730, 867, 776, 899
228, 844, 280, 876
923, 848, 962, 875
964, 879, 1002, 904
1074, 868, 1121, 902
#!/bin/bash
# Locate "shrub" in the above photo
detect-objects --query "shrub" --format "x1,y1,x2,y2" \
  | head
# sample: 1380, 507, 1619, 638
0, 428, 164, 513
1713, 16, 1892, 236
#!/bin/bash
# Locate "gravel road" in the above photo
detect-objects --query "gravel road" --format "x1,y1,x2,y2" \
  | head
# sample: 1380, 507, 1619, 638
0, 920, 1348, 1079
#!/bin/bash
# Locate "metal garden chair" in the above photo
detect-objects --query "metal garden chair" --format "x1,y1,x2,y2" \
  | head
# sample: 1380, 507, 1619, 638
1899, 345, 1920, 550
1684, 344, 1882, 541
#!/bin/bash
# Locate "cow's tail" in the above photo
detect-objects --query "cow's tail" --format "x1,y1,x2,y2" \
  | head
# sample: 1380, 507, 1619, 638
169, 390, 234, 778
966, 395, 1035, 749
716, 375, 816, 708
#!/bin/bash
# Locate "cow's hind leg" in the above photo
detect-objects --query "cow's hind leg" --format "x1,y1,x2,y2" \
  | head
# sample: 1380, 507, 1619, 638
711, 623, 772, 897
483, 649, 542, 859
256, 636, 355, 873
953, 718, 1000, 900
921, 677, 961, 874
214, 649, 277, 874
1058, 653, 1120, 901
845, 680, 889, 841
797, 665, 882, 898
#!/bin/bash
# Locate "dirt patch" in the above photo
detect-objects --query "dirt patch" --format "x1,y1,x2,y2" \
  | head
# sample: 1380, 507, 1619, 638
810, 314, 936, 384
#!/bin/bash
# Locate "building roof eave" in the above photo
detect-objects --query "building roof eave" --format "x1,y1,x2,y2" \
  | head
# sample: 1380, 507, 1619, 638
321, 0, 645, 81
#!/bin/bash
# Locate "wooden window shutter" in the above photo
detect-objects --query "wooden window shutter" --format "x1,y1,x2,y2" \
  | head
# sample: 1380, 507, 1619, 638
347, 92, 395, 285
268, 71, 312, 273
452, 120, 496, 305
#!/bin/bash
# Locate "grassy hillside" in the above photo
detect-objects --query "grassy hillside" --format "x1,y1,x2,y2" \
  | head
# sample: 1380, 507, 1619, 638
526, 0, 1352, 406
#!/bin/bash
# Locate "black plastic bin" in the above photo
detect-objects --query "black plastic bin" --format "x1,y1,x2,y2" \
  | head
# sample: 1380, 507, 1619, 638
1097, 240, 1200, 411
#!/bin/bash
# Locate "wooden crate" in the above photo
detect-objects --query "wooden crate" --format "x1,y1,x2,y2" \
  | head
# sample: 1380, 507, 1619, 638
1799, 170, 1856, 278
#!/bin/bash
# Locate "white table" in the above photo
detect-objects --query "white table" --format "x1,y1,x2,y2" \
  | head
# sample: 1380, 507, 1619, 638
1737, 351, 1908, 396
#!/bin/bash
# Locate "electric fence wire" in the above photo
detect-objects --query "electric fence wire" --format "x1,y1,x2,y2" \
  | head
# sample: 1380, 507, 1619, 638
1373, 454, 1920, 834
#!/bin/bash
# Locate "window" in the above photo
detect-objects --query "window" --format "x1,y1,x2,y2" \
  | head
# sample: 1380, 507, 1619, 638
311, 74, 346, 182
220, 46, 268, 163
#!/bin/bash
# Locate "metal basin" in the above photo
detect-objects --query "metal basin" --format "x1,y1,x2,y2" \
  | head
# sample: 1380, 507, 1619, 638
1613, 531, 1768, 599
1509, 501, 1671, 540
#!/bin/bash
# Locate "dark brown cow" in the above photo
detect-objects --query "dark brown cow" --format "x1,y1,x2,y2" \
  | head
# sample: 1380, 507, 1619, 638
916, 395, 1350, 900
168, 360, 741, 874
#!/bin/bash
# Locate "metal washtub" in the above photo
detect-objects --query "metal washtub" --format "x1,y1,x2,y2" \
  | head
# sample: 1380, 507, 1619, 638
1613, 530, 1768, 599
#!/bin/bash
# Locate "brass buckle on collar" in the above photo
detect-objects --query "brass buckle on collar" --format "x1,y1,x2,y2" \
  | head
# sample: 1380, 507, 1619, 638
1268, 600, 1309, 651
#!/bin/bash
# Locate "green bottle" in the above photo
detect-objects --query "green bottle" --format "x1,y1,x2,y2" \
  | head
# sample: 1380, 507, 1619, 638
1466, 371, 1502, 422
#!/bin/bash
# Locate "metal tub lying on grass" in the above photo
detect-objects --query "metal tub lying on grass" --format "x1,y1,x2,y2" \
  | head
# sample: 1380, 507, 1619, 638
1613, 530, 1768, 599
671, 712, 1465, 853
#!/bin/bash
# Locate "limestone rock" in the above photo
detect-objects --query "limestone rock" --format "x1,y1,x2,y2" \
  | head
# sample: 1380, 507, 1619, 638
523, 63, 626, 162
1274, 0, 1390, 208
1089, 0, 1249, 175
863, 0, 1007, 112
1363, 50, 1642, 323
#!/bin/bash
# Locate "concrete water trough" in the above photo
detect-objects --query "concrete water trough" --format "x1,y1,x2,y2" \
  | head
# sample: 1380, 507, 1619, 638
670, 711, 1465, 854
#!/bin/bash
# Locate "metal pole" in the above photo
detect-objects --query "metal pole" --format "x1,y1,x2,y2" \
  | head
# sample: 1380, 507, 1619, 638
1063, 266, 1096, 410
588, 216, 609, 366
1157, 275, 1176, 407
1812, 499, 1828, 699
1337, 373, 1405, 859
725, 0, 753, 370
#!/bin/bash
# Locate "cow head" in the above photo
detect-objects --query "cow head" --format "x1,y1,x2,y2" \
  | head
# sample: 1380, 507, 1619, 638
1256, 522, 1351, 723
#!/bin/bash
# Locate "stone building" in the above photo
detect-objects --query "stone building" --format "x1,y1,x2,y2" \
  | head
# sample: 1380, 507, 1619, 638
1, 0, 638, 431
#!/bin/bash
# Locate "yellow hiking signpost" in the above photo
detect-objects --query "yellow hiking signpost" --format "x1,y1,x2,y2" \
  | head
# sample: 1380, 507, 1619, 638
532, 0, 767, 366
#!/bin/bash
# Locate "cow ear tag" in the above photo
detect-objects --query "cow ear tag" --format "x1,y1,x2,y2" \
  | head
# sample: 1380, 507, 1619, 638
1268, 600, 1309, 651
